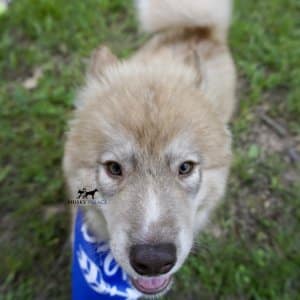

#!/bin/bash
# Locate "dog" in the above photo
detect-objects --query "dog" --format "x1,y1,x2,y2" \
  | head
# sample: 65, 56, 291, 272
63, 0, 236, 298
77, 188, 86, 199
83, 188, 99, 200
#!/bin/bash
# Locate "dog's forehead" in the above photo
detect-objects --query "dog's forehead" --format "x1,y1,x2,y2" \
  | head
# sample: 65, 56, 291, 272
100, 126, 197, 164
74, 69, 231, 169
99, 104, 198, 161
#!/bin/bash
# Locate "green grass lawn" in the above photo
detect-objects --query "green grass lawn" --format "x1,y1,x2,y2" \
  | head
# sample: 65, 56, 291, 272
0, 0, 299, 299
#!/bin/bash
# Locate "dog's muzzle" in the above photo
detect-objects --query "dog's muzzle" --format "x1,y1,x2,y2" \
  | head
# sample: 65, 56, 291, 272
130, 243, 176, 275
129, 243, 176, 295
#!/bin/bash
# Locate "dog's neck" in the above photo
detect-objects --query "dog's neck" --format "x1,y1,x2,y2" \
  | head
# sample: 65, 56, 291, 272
72, 209, 142, 300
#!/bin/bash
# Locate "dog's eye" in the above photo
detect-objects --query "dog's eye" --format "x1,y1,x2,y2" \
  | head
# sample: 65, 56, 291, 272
105, 161, 123, 177
178, 161, 194, 176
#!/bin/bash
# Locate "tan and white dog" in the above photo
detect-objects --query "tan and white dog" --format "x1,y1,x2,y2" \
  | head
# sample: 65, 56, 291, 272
64, 0, 236, 297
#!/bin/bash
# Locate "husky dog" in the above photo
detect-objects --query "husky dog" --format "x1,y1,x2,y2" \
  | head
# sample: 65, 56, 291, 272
64, 0, 236, 297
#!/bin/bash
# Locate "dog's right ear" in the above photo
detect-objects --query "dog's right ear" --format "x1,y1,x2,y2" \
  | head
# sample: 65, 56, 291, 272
75, 46, 118, 108
87, 45, 118, 78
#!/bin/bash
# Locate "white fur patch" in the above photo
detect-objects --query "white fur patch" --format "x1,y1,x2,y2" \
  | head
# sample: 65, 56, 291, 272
136, 0, 232, 37
193, 167, 229, 231
165, 132, 202, 192
142, 187, 160, 233
165, 132, 201, 166
171, 227, 193, 274
96, 137, 136, 194
181, 168, 201, 191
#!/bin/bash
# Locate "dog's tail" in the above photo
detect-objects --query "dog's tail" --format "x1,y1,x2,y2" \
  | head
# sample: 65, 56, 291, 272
136, 0, 232, 40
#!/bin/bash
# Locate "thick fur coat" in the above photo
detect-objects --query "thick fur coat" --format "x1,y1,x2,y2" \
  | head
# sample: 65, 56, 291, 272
64, 0, 236, 297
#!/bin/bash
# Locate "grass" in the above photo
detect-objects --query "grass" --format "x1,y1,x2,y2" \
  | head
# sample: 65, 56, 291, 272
0, 0, 299, 299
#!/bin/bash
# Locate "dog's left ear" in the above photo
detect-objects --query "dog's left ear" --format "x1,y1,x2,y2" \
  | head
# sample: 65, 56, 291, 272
87, 45, 118, 78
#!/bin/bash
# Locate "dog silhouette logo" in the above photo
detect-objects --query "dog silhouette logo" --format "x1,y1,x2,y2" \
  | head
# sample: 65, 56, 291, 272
77, 188, 87, 199
77, 188, 99, 200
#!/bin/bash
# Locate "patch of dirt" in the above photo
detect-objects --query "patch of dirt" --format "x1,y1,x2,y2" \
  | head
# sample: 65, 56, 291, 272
252, 122, 286, 153
222, 80, 300, 244
242, 103, 300, 165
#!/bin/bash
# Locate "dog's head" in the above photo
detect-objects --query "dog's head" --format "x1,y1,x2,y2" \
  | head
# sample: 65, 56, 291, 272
64, 47, 231, 297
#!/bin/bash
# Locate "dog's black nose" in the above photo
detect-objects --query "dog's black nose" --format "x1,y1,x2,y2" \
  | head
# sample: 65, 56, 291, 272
129, 243, 176, 276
